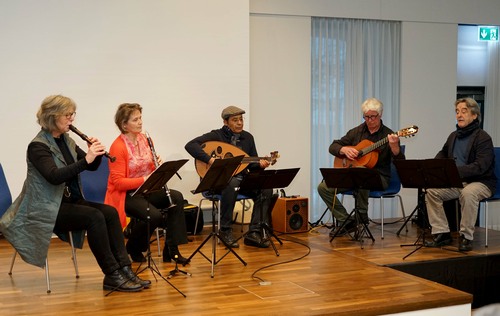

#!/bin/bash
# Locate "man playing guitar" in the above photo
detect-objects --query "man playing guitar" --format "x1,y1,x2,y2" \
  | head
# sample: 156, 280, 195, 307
317, 98, 405, 238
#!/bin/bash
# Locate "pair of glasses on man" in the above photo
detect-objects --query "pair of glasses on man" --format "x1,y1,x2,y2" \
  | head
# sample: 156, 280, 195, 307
363, 114, 379, 120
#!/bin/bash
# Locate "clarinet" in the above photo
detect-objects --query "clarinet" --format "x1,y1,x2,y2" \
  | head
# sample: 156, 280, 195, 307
145, 131, 176, 209
69, 125, 116, 162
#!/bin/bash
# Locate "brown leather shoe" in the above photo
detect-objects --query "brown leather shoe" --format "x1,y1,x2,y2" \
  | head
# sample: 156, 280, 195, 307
424, 232, 452, 247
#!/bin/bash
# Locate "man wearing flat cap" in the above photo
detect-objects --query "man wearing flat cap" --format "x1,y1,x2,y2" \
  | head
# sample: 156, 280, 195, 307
185, 105, 275, 248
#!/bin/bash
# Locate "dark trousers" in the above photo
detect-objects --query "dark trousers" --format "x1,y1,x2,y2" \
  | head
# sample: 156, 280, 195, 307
55, 199, 131, 275
220, 176, 274, 232
125, 189, 188, 253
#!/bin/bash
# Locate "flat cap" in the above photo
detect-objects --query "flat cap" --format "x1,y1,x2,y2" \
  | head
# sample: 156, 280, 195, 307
221, 105, 245, 120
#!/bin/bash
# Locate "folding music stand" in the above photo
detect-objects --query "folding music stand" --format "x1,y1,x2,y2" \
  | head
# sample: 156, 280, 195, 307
237, 168, 300, 256
124, 159, 188, 297
393, 159, 463, 260
186, 155, 247, 278
320, 167, 384, 249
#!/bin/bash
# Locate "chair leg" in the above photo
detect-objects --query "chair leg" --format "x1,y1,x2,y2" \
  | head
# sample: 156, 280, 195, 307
380, 197, 385, 239
194, 198, 204, 235
45, 257, 51, 294
397, 195, 408, 233
485, 202, 489, 248
68, 232, 79, 278
8, 251, 17, 276
240, 200, 246, 232
156, 228, 162, 256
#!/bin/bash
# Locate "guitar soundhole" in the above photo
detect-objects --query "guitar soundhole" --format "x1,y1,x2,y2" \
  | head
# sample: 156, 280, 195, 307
216, 146, 222, 155
224, 153, 234, 158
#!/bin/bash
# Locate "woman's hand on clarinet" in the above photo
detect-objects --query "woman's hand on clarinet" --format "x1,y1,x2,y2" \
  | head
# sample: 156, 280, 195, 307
85, 137, 106, 164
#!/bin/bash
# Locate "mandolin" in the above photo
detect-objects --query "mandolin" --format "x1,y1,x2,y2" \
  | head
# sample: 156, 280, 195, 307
333, 125, 418, 168
195, 141, 279, 178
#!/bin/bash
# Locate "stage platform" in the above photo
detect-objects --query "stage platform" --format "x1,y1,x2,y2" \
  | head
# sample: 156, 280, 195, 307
0, 218, 498, 315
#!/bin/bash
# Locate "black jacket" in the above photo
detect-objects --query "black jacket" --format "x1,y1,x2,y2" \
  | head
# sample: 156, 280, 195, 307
436, 128, 496, 193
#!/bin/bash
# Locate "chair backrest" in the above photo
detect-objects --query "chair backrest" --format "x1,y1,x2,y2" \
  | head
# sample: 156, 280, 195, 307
490, 147, 500, 199
0, 163, 13, 217
369, 145, 405, 197
81, 158, 110, 203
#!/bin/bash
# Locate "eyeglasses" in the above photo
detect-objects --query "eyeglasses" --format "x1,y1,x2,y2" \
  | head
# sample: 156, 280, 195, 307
64, 112, 77, 119
363, 114, 379, 120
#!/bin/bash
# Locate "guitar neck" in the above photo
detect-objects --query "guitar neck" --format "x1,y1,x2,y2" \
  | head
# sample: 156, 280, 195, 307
242, 157, 269, 164
359, 137, 389, 157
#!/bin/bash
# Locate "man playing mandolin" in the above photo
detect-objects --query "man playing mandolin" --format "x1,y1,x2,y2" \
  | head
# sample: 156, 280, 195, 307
317, 98, 405, 237
185, 105, 276, 248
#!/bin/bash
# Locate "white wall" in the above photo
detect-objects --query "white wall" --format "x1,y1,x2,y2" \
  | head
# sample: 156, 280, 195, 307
457, 25, 488, 87
0, 0, 250, 204
250, 15, 311, 198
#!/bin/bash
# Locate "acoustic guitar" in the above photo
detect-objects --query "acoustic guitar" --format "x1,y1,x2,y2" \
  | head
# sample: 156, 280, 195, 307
333, 125, 418, 169
195, 141, 279, 178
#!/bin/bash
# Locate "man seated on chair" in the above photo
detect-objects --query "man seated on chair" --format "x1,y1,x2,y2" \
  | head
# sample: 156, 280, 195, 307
185, 105, 276, 248
424, 98, 496, 252
317, 98, 404, 238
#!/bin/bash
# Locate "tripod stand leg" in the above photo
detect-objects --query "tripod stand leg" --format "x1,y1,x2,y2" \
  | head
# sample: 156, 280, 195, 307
352, 210, 374, 249
396, 205, 419, 236
309, 207, 333, 229
260, 224, 281, 257
187, 200, 247, 277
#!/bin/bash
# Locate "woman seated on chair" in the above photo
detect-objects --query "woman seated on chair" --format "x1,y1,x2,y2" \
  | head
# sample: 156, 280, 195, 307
0, 95, 149, 292
105, 103, 189, 264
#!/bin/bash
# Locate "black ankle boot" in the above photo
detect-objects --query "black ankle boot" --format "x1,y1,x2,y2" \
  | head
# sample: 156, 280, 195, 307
103, 270, 143, 292
163, 245, 190, 265
120, 265, 151, 288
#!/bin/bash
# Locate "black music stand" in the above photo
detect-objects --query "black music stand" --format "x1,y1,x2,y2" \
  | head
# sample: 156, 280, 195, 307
237, 168, 300, 256
320, 167, 384, 249
393, 159, 462, 259
186, 156, 247, 278
122, 159, 188, 297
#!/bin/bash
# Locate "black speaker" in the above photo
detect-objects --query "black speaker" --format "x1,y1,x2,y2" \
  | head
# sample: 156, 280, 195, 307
272, 197, 308, 233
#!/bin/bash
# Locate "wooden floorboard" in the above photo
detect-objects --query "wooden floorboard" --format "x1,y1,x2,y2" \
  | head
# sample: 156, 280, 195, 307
0, 218, 487, 316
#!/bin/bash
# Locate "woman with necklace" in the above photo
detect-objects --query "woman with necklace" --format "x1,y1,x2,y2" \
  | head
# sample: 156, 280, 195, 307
105, 103, 189, 264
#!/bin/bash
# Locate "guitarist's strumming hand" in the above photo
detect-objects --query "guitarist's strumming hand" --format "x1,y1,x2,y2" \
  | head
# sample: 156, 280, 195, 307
340, 146, 360, 161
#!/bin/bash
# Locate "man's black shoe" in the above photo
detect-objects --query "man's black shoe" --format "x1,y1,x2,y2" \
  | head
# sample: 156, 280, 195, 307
103, 270, 143, 292
329, 221, 357, 238
424, 232, 452, 247
459, 235, 473, 252
359, 212, 369, 224
219, 229, 239, 248
244, 231, 268, 248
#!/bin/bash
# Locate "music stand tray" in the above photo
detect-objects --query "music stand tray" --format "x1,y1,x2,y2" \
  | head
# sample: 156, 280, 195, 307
119, 159, 188, 297
131, 159, 188, 197
187, 155, 247, 278
320, 167, 384, 248
238, 168, 300, 256
393, 159, 463, 259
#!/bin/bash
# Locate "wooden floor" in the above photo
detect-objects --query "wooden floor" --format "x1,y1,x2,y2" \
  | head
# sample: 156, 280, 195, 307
1, 218, 494, 316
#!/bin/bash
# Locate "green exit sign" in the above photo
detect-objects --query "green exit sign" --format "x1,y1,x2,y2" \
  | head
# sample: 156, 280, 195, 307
478, 26, 499, 42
